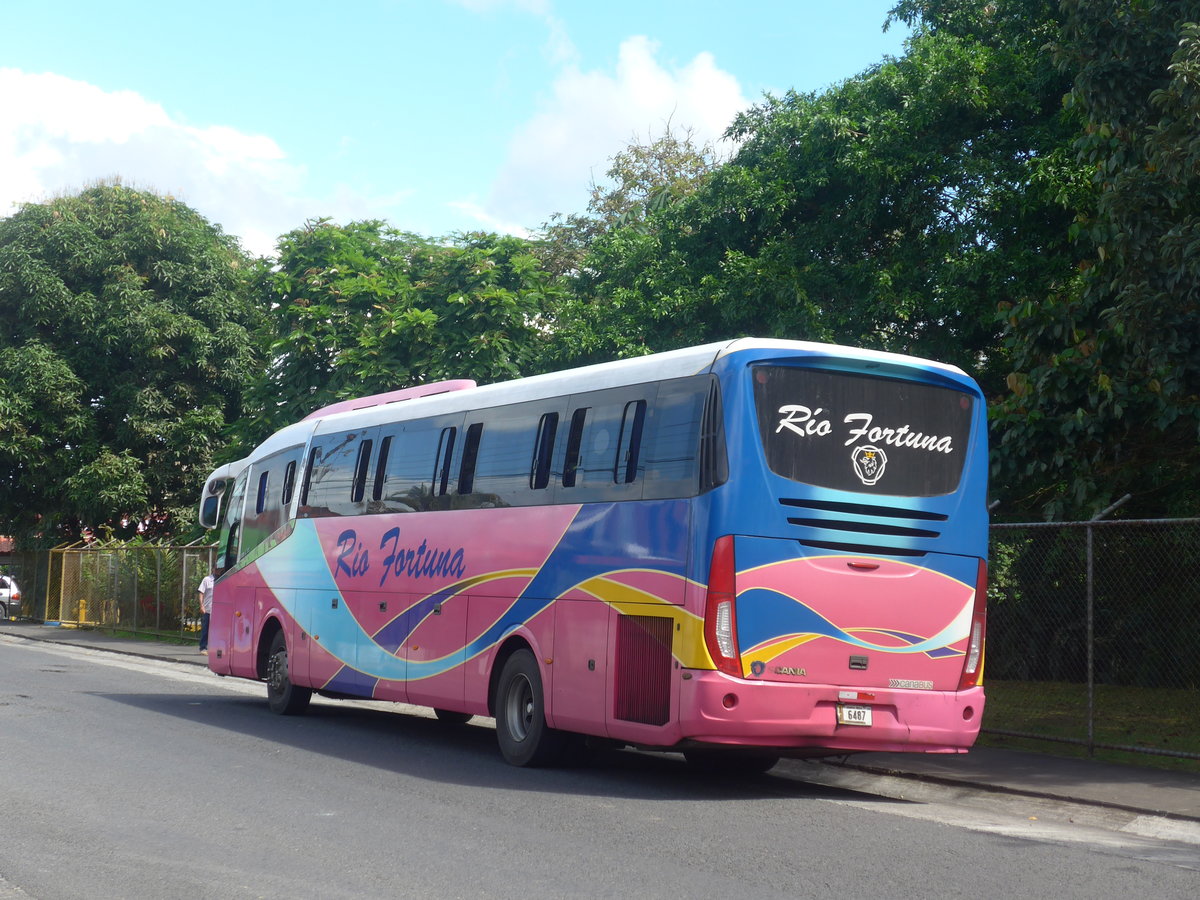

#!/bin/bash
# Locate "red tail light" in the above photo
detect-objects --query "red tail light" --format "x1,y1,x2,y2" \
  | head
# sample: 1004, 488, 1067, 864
958, 559, 987, 689
703, 535, 742, 676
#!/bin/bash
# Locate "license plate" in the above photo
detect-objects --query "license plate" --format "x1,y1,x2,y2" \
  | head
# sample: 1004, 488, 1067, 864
837, 704, 872, 726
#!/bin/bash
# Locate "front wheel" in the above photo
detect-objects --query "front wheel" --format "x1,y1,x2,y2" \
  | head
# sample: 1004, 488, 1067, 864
494, 649, 566, 767
266, 630, 311, 715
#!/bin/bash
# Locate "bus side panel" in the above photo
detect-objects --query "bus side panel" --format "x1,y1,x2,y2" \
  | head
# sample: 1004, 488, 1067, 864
405, 589, 467, 710
228, 583, 258, 679
548, 598, 611, 735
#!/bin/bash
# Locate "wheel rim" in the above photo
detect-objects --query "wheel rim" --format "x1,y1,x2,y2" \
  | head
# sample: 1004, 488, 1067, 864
504, 672, 535, 743
268, 649, 288, 694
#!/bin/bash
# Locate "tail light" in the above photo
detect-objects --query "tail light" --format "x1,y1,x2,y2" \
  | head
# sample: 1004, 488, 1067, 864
703, 535, 742, 676
958, 559, 987, 689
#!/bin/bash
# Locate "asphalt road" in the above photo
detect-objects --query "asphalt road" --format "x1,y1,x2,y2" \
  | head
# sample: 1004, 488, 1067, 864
1, 635, 1197, 899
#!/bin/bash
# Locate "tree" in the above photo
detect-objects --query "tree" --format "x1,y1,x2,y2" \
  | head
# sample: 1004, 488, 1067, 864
0, 183, 261, 543
241, 220, 566, 442
558, 0, 1082, 392
537, 123, 720, 278
994, 0, 1200, 517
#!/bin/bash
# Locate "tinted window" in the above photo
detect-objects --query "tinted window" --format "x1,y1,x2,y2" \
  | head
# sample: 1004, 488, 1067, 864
643, 375, 712, 498
614, 400, 646, 484
281, 460, 297, 506
301, 430, 362, 516
530, 413, 558, 490
559, 386, 658, 503
243, 446, 303, 551
374, 417, 462, 513
753, 366, 973, 496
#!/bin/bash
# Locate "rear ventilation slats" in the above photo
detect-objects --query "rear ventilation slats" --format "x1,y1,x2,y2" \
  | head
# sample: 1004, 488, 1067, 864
799, 539, 928, 557
780, 497, 947, 521
779, 496, 941, 557
785, 517, 940, 539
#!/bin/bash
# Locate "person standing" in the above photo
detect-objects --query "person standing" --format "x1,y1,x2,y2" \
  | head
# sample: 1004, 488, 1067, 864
197, 566, 215, 654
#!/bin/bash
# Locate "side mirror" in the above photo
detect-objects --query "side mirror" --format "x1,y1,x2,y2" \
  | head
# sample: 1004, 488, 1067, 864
200, 495, 222, 529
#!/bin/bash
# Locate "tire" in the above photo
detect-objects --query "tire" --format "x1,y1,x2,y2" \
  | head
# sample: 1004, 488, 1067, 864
433, 708, 473, 725
0, 602, 7, 618
266, 630, 312, 716
683, 749, 780, 776
494, 649, 566, 767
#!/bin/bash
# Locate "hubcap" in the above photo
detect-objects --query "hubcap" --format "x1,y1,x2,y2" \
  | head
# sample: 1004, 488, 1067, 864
505, 673, 534, 742
268, 650, 287, 693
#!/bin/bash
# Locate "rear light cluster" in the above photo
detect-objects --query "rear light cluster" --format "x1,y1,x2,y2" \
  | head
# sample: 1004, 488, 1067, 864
703, 535, 741, 676
958, 559, 987, 689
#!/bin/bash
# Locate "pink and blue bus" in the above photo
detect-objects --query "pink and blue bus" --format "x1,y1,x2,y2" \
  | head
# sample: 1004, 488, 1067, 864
199, 338, 987, 769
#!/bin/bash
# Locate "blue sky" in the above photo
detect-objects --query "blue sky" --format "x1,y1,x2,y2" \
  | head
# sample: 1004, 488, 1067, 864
0, 1, 910, 257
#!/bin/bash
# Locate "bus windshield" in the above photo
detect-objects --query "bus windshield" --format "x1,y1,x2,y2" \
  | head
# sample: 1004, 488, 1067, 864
753, 365, 974, 497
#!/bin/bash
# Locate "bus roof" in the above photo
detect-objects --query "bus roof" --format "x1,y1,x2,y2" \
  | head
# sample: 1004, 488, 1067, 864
216, 337, 973, 476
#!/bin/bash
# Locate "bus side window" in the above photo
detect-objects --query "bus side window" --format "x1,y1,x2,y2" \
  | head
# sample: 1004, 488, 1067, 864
641, 375, 715, 499
255, 471, 269, 514
458, 423, 483, 495
351, 439, 374, 504
434, 427, 457, 497
299, 446, 321, 514
530, 412, 558, 490
614, 400, 646, 484
371, 435, 392, 503
562, 408, 588, 488
217, 468, 249, 572
302, 430, 365, 516
281, 460, 297, 507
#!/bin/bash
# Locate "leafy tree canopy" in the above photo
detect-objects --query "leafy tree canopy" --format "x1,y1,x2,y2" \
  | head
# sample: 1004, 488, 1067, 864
239, 220, 566, 444
537, 122, 720, 278
994, 0, 1200, 518
0, 183, 260, 544
557, 0, 1082, 394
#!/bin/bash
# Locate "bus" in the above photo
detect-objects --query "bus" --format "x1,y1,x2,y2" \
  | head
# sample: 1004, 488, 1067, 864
198, 338, 988, 769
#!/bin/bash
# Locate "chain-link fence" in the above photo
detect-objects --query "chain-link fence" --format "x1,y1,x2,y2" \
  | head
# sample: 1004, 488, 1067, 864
987, 515, 1200, 761
3, 540, 215, 641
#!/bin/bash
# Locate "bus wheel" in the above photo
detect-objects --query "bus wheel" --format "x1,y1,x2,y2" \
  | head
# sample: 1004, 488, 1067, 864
683, 750, 780, 775
433, 708, 473, 725
495, 649, 565, 767
266, 630, 311, 716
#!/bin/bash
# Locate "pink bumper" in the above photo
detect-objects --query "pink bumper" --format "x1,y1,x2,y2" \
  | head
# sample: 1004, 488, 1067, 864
677, 671, 985, 754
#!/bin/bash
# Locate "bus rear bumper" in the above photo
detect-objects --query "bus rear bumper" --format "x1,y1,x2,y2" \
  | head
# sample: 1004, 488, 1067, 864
677, 671, 985, 755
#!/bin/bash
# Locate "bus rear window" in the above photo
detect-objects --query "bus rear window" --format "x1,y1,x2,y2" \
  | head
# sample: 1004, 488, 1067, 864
753, 366, 973, 497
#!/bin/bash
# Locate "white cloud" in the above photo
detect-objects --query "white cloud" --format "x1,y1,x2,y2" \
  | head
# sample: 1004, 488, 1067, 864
0, 68, 306, 257
474, 35, 749, 231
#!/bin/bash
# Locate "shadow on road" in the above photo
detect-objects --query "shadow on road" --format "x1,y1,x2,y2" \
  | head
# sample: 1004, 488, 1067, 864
89, 688, 909, 806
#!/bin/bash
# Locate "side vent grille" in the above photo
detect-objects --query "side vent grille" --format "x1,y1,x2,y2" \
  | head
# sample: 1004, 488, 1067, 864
614, 615, 673, 726
779, 497, 947, 558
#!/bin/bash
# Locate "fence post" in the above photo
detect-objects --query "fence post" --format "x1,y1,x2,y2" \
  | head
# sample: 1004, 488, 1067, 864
1086, 494, 1130, 756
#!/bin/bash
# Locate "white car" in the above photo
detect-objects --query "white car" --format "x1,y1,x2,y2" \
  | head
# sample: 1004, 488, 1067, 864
0, 575, 21, 618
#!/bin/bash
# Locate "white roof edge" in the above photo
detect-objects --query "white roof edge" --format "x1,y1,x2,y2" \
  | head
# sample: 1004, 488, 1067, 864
238, 339, 972, 446
712, 337, 969, 377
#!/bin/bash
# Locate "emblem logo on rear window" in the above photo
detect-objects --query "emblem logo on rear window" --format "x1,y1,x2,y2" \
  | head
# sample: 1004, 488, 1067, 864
851, 445, 888, 485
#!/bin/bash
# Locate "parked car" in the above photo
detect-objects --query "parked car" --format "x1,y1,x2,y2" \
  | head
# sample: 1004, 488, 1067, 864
0, 575, 20, 618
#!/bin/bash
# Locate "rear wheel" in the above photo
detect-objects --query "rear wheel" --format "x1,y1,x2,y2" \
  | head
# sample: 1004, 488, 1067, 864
433, 708, 473, 725
0, 602, 8, 618
266, 630, 311, 715
494, 649, 566, 767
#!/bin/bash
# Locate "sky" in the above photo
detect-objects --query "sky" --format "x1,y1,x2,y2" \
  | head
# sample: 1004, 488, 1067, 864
0, 1, 911, 258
